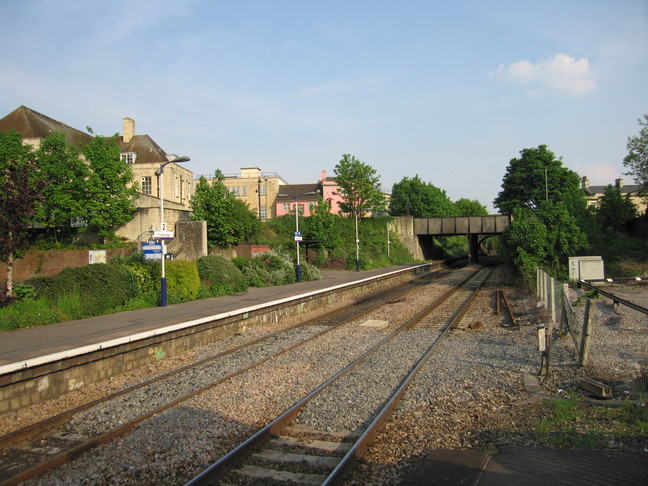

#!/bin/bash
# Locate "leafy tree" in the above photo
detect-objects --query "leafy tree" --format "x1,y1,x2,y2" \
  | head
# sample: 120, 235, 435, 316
191, 170, 260, 247
494, 145, 583, 215
302, 197, 344, 250
0, 130, 45, 297
500, 202, 588, 282
595, 185, 638, 233
623, 114, 648, 196
35, 133, 89, 236
390, 175, 457, 217
82, 136, 139, 237
454, 198, 488, 216
334, 154, 385, 216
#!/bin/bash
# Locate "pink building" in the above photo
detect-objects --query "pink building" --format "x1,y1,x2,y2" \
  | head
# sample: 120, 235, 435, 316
274, 170, 345, 217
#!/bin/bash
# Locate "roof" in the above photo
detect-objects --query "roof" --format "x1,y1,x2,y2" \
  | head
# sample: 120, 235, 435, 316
585, 184, 642, 196
119, 134, 168, 164
276, 183, 321, 201
0, 105, 93, 147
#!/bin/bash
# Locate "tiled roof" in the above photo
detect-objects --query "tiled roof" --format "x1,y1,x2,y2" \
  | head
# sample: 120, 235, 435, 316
0, 105, 93, 147
119, 134, 168, 164
585, 184, 641, 196
276, 183, 321, 200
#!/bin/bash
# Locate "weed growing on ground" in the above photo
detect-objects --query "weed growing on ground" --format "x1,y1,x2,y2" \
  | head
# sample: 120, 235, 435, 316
536, 394, 648, 450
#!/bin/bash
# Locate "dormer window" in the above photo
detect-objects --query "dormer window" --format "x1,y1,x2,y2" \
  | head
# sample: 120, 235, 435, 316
120, 152, 137, 164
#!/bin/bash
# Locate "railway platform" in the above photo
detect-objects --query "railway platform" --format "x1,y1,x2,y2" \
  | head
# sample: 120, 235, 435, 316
399, 447, 648, 485
0, 266, 418, 369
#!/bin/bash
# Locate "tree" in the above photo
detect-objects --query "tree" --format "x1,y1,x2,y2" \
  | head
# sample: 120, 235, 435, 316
454, 198, 488, 217
82, 136, 139, 238
500, 202, 588, 282
494, 145, 583, 215
390, 175, 457, 217
36, 133, 90, 236
334, 154, 385, 216
191, 170, 260, 247
595, 185, 638, 233
0, 130, 45, 297
623, 114, 648, 196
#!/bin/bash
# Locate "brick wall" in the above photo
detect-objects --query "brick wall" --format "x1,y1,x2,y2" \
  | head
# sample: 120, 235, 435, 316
0, 248, 135, 286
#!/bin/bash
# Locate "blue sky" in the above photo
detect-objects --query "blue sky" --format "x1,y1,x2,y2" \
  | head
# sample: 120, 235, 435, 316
2, 0, 647, 212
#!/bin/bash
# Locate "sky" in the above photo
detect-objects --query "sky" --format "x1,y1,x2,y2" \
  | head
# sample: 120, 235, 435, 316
1, 0, 647, 212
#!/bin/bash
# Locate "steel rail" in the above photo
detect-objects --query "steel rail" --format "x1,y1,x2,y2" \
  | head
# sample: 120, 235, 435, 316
579, 280, 648, 316
184, 264, 495, 485
0, 268, 453, 485
323, 264, 499, 485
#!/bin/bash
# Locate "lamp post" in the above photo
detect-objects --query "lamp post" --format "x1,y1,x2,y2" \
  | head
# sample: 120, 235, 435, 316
355, 209, 360, 271
354, 207, 371, 272
278, 192, 315, 282
156, 155, 190, 307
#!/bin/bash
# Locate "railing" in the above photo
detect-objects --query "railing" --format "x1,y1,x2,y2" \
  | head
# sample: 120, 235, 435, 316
536, 268, 595, 369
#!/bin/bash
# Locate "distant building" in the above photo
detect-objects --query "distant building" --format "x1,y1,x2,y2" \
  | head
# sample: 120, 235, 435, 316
119, 117, 193, 211
581, 176, 646, 214
196, 168, 288, 220
0, 106, 194, 242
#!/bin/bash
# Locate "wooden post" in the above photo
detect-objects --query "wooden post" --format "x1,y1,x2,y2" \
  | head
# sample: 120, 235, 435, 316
545, 316, 553, 376
496, 290, 501, 315
579, 299, 593, 366
550, 277, 556, 325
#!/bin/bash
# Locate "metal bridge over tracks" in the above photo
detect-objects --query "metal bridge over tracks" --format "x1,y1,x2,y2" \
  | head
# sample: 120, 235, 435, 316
395, 215, 511, 262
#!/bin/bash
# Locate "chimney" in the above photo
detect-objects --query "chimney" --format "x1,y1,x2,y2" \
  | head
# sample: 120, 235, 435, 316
123, 117, 135, 143
581, 176, 589, 189
615, 178, 623, 189
321, 170, 327, 182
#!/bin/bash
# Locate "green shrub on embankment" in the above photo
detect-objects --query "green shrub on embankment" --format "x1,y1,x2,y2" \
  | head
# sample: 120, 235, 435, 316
163, 260, 201, 304
197, 255, 248, 297
44, 264, 140, 317
233, 250, 322, 287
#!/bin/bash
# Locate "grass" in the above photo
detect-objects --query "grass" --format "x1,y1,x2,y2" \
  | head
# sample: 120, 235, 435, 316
536, 394, 648, 449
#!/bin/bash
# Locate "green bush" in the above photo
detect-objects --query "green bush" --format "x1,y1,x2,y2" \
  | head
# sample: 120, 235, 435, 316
197, 255, 248, 297
44, 264, 140, 317
111, 252, 158, 293
233, 250, 320, 287
165, 260, 200, 303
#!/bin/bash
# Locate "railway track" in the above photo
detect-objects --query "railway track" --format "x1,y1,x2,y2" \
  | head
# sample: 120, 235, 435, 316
186, 263, 499, 485
0, 263, 473, 485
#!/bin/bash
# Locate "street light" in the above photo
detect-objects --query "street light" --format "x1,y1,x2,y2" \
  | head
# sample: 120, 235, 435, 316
277, 192, 315, 282
354, 207, 371, 272
156, 155, 190, 307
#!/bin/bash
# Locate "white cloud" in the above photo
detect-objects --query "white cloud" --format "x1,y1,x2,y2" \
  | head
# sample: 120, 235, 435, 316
492, 53, 596, 95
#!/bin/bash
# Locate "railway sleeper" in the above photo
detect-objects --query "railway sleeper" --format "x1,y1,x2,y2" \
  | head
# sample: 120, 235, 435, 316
222, 429, 355, 485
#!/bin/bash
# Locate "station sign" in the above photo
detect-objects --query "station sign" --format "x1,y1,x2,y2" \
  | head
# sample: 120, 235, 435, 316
142, 241, 163, 261
153, 231, 174, 240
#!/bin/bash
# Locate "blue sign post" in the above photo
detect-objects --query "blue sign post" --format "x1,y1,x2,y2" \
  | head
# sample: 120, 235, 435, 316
142, 242, 163, 261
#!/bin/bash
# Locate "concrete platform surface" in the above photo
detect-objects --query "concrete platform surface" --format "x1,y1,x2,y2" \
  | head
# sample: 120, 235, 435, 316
399, 447, 648, 485
0, 266, 420, 368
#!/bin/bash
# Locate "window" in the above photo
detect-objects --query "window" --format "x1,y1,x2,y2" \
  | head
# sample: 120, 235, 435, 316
141, 176, 152, 195
259, 184, 266, 196
282, 202, 291, 212
260, 206, 267, 220
232, 186, 240, 196
297, 203, 304, 215
120, 152, 136, 164
242, 186, 247, 196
